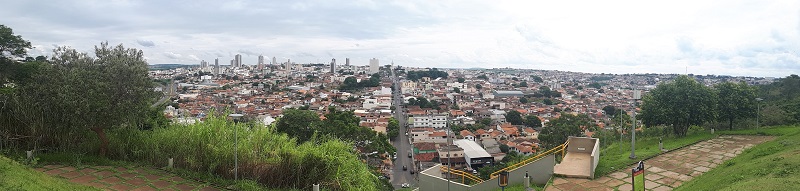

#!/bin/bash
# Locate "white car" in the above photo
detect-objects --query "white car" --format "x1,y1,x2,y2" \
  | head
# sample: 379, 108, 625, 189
401, 183, 410, 188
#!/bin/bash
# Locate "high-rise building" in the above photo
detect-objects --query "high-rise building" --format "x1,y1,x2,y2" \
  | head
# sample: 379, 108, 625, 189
272, 57, 277, 65
234, 54, 242, 67
214, 58, 220, 76
258, 55, 265, 70
230, 59, 235, 66
345, 58, 350, 66
200, 60, 208, 68
330, 58, 336, 73
369, 58, 379, 74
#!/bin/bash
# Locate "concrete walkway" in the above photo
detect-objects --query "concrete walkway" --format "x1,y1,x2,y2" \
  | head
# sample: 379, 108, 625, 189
547, 135, 774, 191
36, 164, 219, 191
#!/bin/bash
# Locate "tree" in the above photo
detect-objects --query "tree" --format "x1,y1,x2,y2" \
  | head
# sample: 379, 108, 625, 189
499, 144, 510, 153
539, 113, 591, 148
505, 110, 524, 125
276, 109, 321, 142
715, 81, 757, 130
0, 25, 32, 59
519, 97, 529, 104
453, 87, 461, 93
602, 105, 617, 117
542, 99, 553, 105
475, 84, 482, 90
387, 118, 400, 138
480, 118, 492, 126
530, 75, 543, 83
46, 42, 158, 156
457, 77, 465, 83
640, 75, 717, 137
477, 74, 488, 80
524, 115, 542, 128
519, 81, 528, 87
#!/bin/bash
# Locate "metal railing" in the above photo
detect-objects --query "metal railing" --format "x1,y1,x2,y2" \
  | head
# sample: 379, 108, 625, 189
440, 166, 483, 185
489, 140, 570, 179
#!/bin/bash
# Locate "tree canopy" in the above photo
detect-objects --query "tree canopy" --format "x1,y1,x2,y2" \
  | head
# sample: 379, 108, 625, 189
715, 81, 757, 130
523, 115, 542, 128
640, 75, 717, 137
539, 113, 591, 148
0, 25, 32, 59
505, 110, 524, 125
406, 68, 448, 81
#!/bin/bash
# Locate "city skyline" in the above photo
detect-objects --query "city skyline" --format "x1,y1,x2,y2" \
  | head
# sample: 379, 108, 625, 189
1, 0, 799, 77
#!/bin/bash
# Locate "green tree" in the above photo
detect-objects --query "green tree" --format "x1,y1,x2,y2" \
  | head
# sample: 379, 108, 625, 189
387, 118, 400, 138
520, 97, 529, 104
542, 99, 553, 105
499, 144, 510, 153
715, 82, 757, 130
276, 109, 321, 142
480, 118, 492, 126
530, 75, 543, 83
505, 110, 524, 125
453, 87, 461, 93
640, 75, 717, 137
539, 113, 591, 148
519, 81, 528, 87
0, 25, 32, 59
457, 77, 465, 83
475, 84, 482, 90
602, 105, 617, 116
477, 74, 488, 80
524, 115, 542, 128
48, 42, 158, 156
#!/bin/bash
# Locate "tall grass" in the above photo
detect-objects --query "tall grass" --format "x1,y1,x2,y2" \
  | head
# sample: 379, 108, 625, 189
104, 113, 381, 191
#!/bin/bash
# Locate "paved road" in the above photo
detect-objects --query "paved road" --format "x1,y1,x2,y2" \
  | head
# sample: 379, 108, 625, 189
152, 80, 176, 107
548, 135, 774, 191
389, 68, 417, 189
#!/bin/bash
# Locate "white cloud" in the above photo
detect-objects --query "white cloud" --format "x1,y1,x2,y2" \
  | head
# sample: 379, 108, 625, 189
0, 0, 798, 77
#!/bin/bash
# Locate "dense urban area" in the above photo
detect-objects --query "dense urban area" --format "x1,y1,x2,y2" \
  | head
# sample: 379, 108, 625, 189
2, 21, 800, 191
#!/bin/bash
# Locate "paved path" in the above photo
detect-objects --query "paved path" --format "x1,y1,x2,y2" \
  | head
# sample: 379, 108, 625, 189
36, 164, 219, 191
547, 135, 774, 191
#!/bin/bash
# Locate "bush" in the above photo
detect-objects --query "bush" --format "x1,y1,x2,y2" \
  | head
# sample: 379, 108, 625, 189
104, 113, 381, 191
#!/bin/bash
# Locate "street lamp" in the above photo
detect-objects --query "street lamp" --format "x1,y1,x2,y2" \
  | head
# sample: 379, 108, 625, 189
229, 113, 244, 181
630, 90, 641, 159
756, 98, 763, 129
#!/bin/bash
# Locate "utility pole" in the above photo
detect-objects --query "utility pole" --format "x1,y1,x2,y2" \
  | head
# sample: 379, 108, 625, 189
630, 89, 641, 159
756, 98, 763, 129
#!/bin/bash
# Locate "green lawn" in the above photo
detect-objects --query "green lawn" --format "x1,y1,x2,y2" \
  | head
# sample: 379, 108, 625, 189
676, 126, 800, 191
0, 155, 98, 191
594, 131, 716, 177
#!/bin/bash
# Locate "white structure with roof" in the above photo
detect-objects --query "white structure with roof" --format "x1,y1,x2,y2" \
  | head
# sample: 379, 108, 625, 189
454, 139, 494, 169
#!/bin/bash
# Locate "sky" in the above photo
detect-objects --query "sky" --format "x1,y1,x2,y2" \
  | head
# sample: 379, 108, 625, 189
1, 0, 799, 77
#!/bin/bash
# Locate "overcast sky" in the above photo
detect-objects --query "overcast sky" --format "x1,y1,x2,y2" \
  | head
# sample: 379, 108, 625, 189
2, 0, 799, 77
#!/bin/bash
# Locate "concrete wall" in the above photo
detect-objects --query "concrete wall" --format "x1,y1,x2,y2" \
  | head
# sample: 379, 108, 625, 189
591, 139, 600, 179
566, 136, 597, 154
419, 155, 555, 191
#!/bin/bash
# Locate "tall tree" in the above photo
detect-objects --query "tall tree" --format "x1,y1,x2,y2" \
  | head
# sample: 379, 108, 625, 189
505, 110, 524, 125
539, 113, 591, 148
44, 42, 158, 156
715, 81, 757, 130
640, 75, 717, 137
602, 105, 617, 117
0, 25, 32, 59
276, 109, 321, 142
523, 115, 542, 128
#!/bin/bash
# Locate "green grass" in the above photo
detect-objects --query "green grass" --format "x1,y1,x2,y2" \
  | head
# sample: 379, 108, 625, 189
0, 155, 98, 191
595, 131, 716, 177
676, 125, 800, 191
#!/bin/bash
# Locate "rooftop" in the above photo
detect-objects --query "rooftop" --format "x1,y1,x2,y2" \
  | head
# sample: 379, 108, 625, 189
454, 139, 492, 159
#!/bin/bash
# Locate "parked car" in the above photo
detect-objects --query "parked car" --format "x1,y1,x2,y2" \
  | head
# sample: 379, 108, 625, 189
410, 170, 415, 174
403, 165, 407, 171
401, 183, 410, 188
408, 152, 412, 158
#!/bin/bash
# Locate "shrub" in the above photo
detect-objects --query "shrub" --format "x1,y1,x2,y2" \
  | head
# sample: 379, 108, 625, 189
105, 113, 381, 191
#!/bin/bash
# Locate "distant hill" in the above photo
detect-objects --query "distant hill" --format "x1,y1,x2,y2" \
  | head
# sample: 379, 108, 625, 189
148, 64, 196, 71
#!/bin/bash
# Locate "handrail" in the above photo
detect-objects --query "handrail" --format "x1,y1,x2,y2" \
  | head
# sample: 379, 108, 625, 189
440, 166, 483, 184
490, 139, 570, 179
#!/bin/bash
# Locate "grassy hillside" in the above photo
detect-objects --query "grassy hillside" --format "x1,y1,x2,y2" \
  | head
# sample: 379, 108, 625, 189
676, 126, 800, 191
0, 155, 98, 191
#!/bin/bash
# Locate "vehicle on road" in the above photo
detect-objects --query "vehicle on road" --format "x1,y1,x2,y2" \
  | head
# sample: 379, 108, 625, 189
408, 152, 412, 158
401, 183, 410, 188
410, 170, 415, 174
403, 165, 407, 171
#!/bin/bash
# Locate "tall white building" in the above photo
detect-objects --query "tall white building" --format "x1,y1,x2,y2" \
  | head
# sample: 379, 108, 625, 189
214, 58, 220, 76
330, 58, 336, 73
258, 55, 265, 70
345, 58, 350, 66
234, 54, 242, 67
272, 57, 277, 65
369, 58, 379, 74
200, 60, 208, 68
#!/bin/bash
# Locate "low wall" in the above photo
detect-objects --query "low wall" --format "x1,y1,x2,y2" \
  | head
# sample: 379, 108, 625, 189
419, 155, 555, 191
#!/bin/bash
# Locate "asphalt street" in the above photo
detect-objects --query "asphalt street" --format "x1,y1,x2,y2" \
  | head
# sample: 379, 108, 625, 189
389, 68, 418, 189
